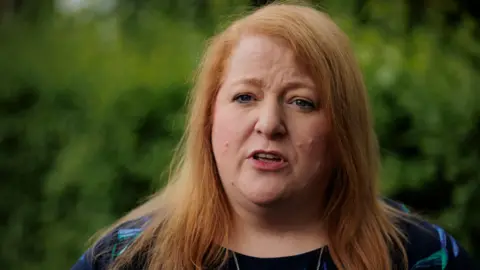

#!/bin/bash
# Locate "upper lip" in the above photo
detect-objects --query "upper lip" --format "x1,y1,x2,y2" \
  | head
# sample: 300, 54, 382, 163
248, 149, 287, 161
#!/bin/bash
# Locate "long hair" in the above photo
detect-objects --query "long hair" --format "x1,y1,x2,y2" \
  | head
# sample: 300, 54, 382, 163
104, 2, 410, 270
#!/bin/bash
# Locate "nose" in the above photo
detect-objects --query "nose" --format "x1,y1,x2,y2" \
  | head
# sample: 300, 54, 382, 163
254, 98, 286, 139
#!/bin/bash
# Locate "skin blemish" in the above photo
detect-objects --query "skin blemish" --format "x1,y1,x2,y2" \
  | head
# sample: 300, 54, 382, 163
223, 141, 230, 153
295, 138, 314, 149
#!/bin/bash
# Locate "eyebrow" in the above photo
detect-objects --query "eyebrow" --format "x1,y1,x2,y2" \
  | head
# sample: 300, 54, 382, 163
281, 81, 315, 92
231, 78, 264, 88
231, 78, 314, 92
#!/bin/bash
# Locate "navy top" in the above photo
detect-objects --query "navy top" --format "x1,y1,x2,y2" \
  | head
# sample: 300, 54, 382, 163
71, 200, 478, 270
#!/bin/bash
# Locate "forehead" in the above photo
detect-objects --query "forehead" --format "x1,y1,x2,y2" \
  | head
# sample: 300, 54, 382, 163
230, 35, 292, 60
224, 35, 309, 82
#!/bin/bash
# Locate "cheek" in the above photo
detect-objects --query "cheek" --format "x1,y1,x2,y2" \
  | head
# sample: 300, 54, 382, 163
211, 100, 254, 155
295, 138, 314, 150
212, 116, 231, 156
293, 120, 330, 158
296, 136, 327, 156
211, 102, 244, 158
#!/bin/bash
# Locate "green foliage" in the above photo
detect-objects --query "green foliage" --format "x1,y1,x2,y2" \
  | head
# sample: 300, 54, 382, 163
0, 1, 479, 269
344, 11, 480, 257
0, 12, 203, 269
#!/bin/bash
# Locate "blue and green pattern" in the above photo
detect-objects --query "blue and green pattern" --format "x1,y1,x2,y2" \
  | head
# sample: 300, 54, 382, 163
71, 200, 474, 270
411, 249, 448, 269
111, 228, 144, 259
410, 224, 460, 269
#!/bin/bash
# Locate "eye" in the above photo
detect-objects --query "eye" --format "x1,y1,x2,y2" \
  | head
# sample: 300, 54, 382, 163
291, 99, 315, 110
233, 94, 255, 103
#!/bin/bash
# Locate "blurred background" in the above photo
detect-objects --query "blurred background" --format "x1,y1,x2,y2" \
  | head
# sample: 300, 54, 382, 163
1, 0, 479, 269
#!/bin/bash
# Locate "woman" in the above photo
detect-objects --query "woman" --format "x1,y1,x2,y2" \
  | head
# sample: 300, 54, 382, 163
72, 3, 476, 270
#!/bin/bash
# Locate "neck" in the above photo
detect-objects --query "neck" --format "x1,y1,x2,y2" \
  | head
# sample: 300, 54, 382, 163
227, 197, 328, 258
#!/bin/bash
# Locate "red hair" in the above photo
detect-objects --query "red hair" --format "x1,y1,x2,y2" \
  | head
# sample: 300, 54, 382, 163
101, 2, 409, 270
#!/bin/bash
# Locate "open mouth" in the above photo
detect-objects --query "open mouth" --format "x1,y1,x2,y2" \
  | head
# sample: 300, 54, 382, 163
249, 151, 288, 171
253, 152, 283, 162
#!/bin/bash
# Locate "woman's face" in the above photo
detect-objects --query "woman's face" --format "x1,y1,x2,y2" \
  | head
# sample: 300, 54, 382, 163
211, 35, 330, 207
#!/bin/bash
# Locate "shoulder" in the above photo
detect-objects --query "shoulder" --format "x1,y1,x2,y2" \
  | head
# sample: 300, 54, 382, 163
70, 216, 151, 270
383, 198, 478, 270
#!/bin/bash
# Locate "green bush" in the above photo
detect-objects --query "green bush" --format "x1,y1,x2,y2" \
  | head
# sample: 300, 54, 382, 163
0, 12, 203, 269
355, 23, 480, 255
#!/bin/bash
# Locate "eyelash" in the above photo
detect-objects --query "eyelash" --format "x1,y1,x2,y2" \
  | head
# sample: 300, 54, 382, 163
290, 99, 315, 110
233, 94, 316, 110
233, 94, 255, 103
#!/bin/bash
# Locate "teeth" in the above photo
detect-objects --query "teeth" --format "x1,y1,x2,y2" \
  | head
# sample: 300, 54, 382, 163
255, 153, 281, 160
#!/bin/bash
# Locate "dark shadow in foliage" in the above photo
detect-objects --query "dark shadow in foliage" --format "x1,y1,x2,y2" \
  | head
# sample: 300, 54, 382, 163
0, 84, 61, 269
108, 84, 189, 216
133, 84, 188, 152
111, 167, 153, 216
0, 85, 38, 114
376, 91, 420, 160
375, 90, 454, 215
0, 133, 49, 268
251, 0, 275, 8
465, 184, 480, 262
354, 0, 369, 24
391, 158, 455, 214
459, 114, 480, 261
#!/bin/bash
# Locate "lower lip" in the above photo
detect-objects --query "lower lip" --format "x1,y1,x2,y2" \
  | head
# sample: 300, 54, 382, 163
249, 158, 288, 171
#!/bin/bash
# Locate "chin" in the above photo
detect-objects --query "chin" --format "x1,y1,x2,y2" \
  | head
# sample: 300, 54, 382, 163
243, 190, 285, 207
236, 176, 288, 206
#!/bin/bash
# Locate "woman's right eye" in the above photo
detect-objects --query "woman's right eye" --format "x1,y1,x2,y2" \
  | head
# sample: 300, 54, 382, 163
233, 94, 254, 103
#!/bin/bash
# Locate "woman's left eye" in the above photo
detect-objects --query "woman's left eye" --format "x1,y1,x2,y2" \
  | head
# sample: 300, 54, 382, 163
291, 99, 315, 110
